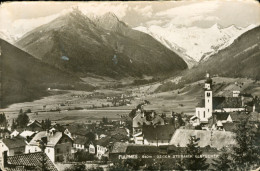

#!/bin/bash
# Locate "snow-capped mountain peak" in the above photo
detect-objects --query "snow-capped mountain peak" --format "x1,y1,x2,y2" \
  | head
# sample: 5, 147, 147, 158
134, 23, 257, 67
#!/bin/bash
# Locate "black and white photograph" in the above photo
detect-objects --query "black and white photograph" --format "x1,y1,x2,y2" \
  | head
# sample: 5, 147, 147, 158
0, 1, 259, 170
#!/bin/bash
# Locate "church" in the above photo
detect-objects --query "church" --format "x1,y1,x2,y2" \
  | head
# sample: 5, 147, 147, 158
194, 73, 248, 124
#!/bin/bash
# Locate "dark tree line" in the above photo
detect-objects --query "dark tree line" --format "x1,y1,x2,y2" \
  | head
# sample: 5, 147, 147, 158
0, 113, 8, 127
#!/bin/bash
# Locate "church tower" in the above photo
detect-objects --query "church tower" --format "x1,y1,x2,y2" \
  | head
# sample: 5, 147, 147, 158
204, 73, 213, 120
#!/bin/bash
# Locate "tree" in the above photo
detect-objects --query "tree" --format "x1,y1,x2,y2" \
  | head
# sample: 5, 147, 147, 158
230, 116, 260, 170
64, 164, 86, 171
11, 119, 17, 130
212, 147, 231, 170
16, 112, 29, 128
181, 136, 209, 170
0, 113, 7, 128
102, 117, 108, 124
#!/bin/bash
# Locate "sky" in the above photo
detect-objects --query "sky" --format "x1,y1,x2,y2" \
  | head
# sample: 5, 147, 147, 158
0, 0, 259, 37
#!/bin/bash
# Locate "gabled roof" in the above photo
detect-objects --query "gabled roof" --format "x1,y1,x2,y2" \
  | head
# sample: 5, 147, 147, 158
110, 142, 129, 153
6, 152, 58, 171
19, 131, 35, 139
143, 125, 175, 140
28, 131, 63, 147
95, 136, 111, 147
133, 112, 164, 128
27, 120, 41, 127
169, 129, 236, 150
2, 136, 26, 149
74, 137, 89, 145
214, 112, 230, 121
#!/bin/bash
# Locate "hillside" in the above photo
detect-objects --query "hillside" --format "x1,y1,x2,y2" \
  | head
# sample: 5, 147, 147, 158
156, 25, 260, 92
16, 10, 187, 79
0, 39, 93, 108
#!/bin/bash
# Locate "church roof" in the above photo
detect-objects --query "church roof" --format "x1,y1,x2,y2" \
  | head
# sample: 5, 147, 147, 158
197, 97, 243, 109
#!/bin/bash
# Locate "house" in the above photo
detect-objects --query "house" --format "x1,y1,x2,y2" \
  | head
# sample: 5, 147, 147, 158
132, 110, 165, 134
95, 136, 111, 159
10, 130, 19, 138
1, 151, 58, 171
73, 136, 89, 151
64, 124, 88, 139
25, 129, 73, 162
169, 129, 236, 150
142, 125, 175, 146
0, 136, 27, 161
89, 142, 96, 154
0, 129, 10, 139
26, 120, 42, 132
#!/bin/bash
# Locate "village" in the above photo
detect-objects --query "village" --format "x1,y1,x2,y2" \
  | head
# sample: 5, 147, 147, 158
0, 73, 259, 171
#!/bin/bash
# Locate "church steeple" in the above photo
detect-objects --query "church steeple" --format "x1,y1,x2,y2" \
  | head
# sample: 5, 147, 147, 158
204, 73, 213, 120
205, 73, 212, 90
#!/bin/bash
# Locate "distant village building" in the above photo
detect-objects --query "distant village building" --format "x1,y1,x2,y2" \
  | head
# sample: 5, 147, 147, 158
26, 120, 42, 132
25, 130, 73, 162
73, 137, 89, 152
0, 129, 10, 139
95, 136, 111, 159
10, 130, 19, 138
132, 110, 164, 134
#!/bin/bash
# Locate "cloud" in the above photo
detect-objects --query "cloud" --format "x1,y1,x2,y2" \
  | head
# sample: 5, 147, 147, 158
156, 1, 220, 27
133, 5, 153, 18
77, 2, 129, 19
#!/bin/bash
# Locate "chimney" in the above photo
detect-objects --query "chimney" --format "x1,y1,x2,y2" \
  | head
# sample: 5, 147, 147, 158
2, 151, 8, 168
151, 112, 155, 118
141, 112, 145, 118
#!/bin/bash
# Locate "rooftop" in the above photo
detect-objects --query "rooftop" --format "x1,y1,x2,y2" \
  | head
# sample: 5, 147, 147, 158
6, 152, 58, 171
110, 142, 129, 153
169, 129, 236, 150
214, 112, 230, 121
28, 131, 63, 147
2, 136, 27, 149
143, 124, 175, 140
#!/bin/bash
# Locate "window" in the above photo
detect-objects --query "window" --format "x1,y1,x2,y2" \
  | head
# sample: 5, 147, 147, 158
35, 148, 37, 152
207, 92, 210, 97
66, 146, 70, 153
208, 99, 209, 103
48, 149, 50, 153
208, 109, 209, 112
204, 111, 205, 118
57, 148, 60, 153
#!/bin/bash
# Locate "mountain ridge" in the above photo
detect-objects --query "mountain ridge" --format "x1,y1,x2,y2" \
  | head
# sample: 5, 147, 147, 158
15, 10, 187, 79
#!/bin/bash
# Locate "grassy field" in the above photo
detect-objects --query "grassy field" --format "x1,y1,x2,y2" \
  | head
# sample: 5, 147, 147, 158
1, 76, 259, 125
